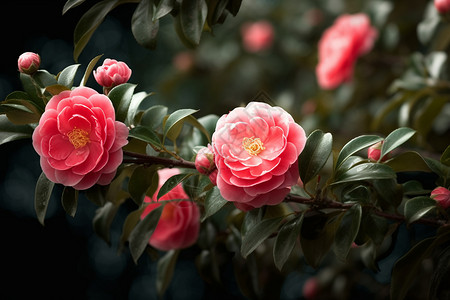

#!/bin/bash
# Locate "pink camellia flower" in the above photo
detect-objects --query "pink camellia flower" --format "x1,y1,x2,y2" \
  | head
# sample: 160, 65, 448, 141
32, 86, 129, 190
431, 186, 450, 209
435, 0, 450, 14
18, 52, 40, 75
93, 58, 132, 89
212, 102, 307, 211
316, 13, 378, 90
241, 21, 274, 53
141, 168, 200, 251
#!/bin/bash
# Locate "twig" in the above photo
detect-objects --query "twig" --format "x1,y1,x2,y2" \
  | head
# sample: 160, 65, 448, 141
122, 151, 196, 169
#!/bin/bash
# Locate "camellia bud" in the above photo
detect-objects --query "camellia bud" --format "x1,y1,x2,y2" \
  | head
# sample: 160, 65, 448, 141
195, 145, 216, 175
431, 186, 450, 209
93, 58, 132, 92
18, 52, 40, 75
368, 141, 387, 162
435, 0, 450, 14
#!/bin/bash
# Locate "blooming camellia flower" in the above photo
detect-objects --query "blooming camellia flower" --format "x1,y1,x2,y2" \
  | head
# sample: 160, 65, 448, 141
431, 186, 450, 209
141, 169, 200, 251
316, 13, 378, 90
435, 0, 450, 14
241, 21, 274, 53
212, 102, 307, 211
93, 59, 132, 89
18, 52, 40, 75
32, 86, 129, 190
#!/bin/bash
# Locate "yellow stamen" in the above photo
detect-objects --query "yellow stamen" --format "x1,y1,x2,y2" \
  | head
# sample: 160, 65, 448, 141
242, 136, 265, 156
67, 128, 90, 149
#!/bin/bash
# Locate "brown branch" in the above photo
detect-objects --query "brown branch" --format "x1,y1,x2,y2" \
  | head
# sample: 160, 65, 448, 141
122, 151, 196, 169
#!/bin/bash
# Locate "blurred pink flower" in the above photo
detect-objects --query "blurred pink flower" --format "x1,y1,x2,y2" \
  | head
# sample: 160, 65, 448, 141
431, 186, 450, 209
141, 168, 200, 251
435, 0, 450, 14
18, 52, 40, 74
93, 58, 132, 89
32, 86, 128, 190
367, 141, 386, 162
212, 102, 306, 211
316, 13, 378, 90
241, 21, 274, 52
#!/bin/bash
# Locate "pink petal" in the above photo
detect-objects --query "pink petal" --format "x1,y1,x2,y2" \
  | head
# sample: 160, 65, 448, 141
249, 157, 281, 176
54, 169, 84, 187
98, 149, 123, 174
89, 94, 115, 120
65, 146, 90, 167
243, 174, 285, 196
97, 170, 117, 186
45, 90, 71, 111
216, 176, 254, 203
72, 141, 104, 175
110, 121, 129, 152
286, 122, 307, 156
68, 114, 91, 133
72, 172, 102, 190
259, 126, 286, 160
40, 157, 58, 183
48, 134, 73, 160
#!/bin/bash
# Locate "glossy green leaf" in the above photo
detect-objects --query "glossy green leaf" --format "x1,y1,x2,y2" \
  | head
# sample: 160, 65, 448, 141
129, 125, 163, 149
61, 186, 79, 217
202, 186, 228, 221
241, 216, 283, 258
298, 130, 333, 185
414, 96, 448, 139
128, 165, 158, 206
333, 204, 362, 260
44, 84, 71, 96
156, 249, 180, 296
119, 207, 145, 253
157, 173, 193, 200
0, 115, 33, 145
57, 64, 81, 87
184, 115, 212, 143
34, 172, 55, 226
93, 201, 120, 245
129, 204, 164, 263
33, 70, 58, 88
333, 163, 396, 185
273, 213, 304, 271
180, 0, 208, 46
126, 91, 155, 126
154, 0, 174, 20
441, 145, 450, 167
335, 135, 383, 170
0, 100, 41, 125
108, 83, 137, 123
140, 105, 168, 129
391, 227, 450, 300
163, 108, 199, 142
81, 54, 103, 86
380, 127, 416, 160
62, 0, 87, 14
385, 151, 432, 173
19, 73, 45, 106
404, 196, 437, 224
131, 0, 159, 49
73, 0, 121, 62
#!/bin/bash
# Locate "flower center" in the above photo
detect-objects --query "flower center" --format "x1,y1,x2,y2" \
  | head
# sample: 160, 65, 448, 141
242, 136, 265, 156
67, 128, 90, 149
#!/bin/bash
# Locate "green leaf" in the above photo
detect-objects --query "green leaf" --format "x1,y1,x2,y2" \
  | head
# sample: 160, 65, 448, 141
61, 186, 79, 217
202, 186, 228, 221
385, 151, 432, 173
93, 201, 120, 245
333, 163, 396, 185
33, 70, 58, 88
333, 204, 362, 260
157, 173, 193, 200
34, 172, 55, 226
0, 100, 41, 125
184, 115, 212, 143
129, 204, 164, 263
119, 207, 145, 253
140, 105, 168, 129
404, 196, 437, 224
131, 0, 159, 49
335, 135, 383, 171
441, 145, 450, 167
44, 84, 71, 96
128, 165, 158, 206
129, 125, 163, 149
414, 96, 448, 139
380, 127, 416, 160
154, 0, 174, 20
0, 115, 33, 145
241, 216, 283, 258
127, 91, 155, 126
108, 83, 137, 123
73, 0, 121, 62
156, 249, 180, 296
163, 108, 199, 142
81, 54, 104, 86
273, 213, 304, 271
19, 73, 46, 106
298, 130, 333, 185
180, 0, 208, 46
390, 227, 450, 300
57, 64, 81, 88
63, 0, 87, 14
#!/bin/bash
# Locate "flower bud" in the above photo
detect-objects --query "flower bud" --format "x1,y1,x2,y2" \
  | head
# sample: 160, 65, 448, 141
18, 52, 40, 75
303, 277, 319, 300
93, 58, 132, 90
368, 141, 386, 162
431, 186, 450, 209
435, 0, 450, 14
195, 145, 215, 175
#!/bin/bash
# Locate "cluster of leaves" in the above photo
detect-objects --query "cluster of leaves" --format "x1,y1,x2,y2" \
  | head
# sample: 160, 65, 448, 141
63, 0, 242, 61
